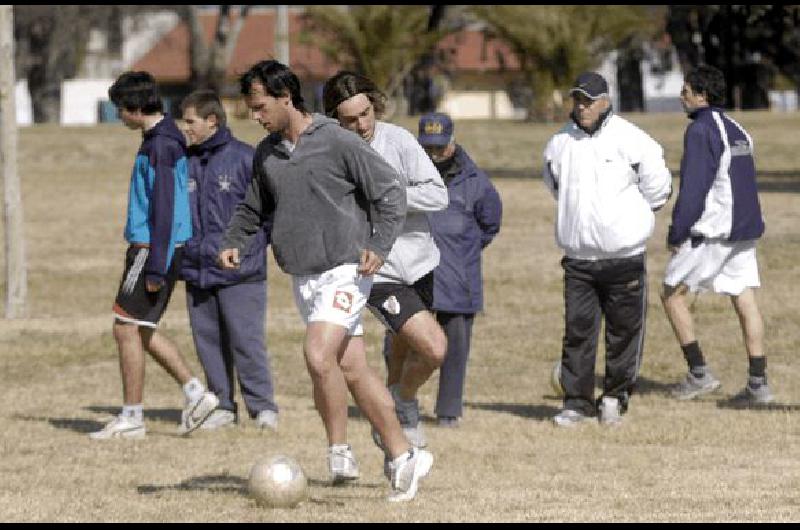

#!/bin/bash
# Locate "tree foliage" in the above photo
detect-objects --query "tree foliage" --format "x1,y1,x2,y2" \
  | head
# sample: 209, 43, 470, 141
300, 5, 450, 115
469, 5, 660, 121
667, 5, 800, 110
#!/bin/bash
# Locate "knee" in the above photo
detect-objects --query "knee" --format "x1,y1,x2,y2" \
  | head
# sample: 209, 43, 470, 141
304, 348, 335, 381
424, 331, 447, 369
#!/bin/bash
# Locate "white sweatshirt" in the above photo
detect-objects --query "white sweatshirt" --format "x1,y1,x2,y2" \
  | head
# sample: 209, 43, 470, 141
542, 113, 672, 260
370, 121, 449, 283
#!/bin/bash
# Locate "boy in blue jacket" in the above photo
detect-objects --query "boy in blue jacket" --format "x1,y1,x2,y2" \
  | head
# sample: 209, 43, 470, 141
179, 89, 279, 431
90, 71, 218, 440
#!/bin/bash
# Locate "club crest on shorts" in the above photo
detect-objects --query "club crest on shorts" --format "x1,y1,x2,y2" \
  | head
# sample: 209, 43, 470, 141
382, 295, 401, 315
333, 290, 354, 313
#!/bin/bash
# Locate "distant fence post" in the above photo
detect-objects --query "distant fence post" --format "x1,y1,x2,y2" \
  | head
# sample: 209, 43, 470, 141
0, 5, 28, 318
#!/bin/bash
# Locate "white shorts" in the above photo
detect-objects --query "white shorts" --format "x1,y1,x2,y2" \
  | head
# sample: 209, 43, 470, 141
664, 239, 760, 296
292, 264, 373, 336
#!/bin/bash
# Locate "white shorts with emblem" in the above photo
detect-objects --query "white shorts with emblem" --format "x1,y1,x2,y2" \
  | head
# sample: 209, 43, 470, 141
664, 238, 760, 296
292, 263, 373, 336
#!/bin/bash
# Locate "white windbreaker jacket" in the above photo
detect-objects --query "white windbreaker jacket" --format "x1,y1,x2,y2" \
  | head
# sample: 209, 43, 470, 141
543, 113, 672, 260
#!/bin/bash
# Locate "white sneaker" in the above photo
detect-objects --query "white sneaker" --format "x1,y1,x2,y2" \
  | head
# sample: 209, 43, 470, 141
200, 408, 236, 430
177, 391, 219, 435
387, 447, 434, 502
89, 415, 146, 440
598, 396, 623, 427
328, 444, 360, 485
254, 409, 278, 431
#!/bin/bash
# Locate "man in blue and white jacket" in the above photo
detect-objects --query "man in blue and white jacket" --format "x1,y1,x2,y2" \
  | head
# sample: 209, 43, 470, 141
180, 90, 279, 432
543, 71, 672, 427
661, 65, 773, 404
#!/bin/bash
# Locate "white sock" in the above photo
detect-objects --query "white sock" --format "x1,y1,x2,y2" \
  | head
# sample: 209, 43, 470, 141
390, 448, 413, 468
330, 443, 350, 452
121, 404, 143, 422
182, 377, 204, 402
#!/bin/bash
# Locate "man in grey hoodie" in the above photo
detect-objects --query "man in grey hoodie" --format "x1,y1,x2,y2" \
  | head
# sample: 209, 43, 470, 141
218, 60, 433, 503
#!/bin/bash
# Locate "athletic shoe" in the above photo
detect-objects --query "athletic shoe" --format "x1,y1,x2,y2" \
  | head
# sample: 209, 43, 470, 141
387, 447, 434, 502
671, 370, 721, 400
437, 416, 460, 428
254, 409, 279, 431
89, 415, 146, 440
328, 444, 360, 485
732, 377, 775, 405
552, 408, 592, 428
389, 385, 428, 448
199, 409, 236, 430
598, 396, 623, 427
177, 391, 219, 435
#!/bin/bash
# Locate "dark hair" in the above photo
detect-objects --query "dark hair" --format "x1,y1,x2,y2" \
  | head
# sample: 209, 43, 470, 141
180, 89, 227, 127
108, 71, 164, 114
685, 65, 726, 107
239, 60, 307, 113
322, 71, 387, 119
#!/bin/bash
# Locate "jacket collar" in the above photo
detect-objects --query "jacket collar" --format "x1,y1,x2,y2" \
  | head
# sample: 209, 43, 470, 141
570, 106, 614, 136
688, 105, 721, 121
189, 126, 231, 156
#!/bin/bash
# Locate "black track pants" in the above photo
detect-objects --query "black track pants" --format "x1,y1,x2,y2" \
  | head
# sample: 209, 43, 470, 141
559, 254, 647, 416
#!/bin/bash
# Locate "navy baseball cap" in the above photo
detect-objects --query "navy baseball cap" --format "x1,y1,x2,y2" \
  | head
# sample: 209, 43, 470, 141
569, 71, 609, 100
418, 112, 454, 146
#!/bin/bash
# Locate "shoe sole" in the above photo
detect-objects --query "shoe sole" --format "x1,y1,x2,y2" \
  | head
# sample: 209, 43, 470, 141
672, 380, 722, 401
179, 394, 220, 436
387, 450, 433, 502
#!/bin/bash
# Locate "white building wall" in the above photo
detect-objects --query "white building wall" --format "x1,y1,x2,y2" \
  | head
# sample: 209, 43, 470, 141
15, 80, 32, 126
60, 79, 114, 125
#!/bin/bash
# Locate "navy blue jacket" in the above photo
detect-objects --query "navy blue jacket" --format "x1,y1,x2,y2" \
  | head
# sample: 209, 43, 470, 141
668, 106, 764, 246
429, 146, 502, 314
180, 127, 270, 288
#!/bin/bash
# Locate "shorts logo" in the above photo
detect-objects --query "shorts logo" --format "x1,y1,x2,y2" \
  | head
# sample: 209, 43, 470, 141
382, 295, 401, 316
333, 290, 354, 313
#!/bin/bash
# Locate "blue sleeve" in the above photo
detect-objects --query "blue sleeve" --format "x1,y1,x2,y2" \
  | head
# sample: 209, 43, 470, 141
667, 122, 720, 246
474, 172, 503, 248
145, 140, 180, 286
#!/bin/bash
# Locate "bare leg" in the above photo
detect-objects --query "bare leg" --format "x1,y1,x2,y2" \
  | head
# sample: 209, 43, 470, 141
303, 321, 351, 446
660, 283, 696, 346
339, 335, 410, 459
385, 333, 407, 388
394, 311, 447, 401
140, 327, 194, 385
730, 288, 765, 358
114, 320, 146, 405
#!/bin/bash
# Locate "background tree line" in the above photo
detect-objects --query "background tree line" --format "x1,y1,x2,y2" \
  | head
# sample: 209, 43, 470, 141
12, 5, 800, 123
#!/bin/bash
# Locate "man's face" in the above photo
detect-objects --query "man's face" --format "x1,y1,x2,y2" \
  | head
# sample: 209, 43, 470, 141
335, 93, 376, 142
244, 81, 290, 134
680, 82, 707, 114
182, 106, 217, 146
571, 93, 609, 130
422, 141, 455, 164
117, 107, 143, 130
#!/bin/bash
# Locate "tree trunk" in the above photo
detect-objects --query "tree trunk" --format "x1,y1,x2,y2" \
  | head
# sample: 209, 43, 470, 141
1, 5, 28, 317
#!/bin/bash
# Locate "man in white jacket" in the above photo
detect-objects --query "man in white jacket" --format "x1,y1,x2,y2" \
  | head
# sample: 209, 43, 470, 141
323, 71, 449, 463
543, 71, 672, 427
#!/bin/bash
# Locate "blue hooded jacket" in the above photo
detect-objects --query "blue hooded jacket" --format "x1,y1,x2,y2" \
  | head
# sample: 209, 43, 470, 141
124, 115, 192, 286
667, 106, 764, 246
429, 146, 502, 314
180, 127, 269, 288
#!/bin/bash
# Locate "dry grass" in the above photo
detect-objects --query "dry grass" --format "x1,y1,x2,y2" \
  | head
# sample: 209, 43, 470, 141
1, 113, 799, 522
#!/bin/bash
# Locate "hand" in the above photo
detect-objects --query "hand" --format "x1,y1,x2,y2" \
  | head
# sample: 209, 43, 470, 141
218, 248, 241, 270
357, 249, 384, 276
145, 279, 163, 293
667, 244, 679, 255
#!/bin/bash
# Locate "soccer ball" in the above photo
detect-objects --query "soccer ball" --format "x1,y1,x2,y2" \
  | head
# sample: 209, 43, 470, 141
550, 361, 565, 397
248, 454, 308, 509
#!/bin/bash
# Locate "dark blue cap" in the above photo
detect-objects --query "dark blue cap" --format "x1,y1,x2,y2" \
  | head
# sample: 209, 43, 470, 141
569, 71, 609, 100
418, 112, 454, 146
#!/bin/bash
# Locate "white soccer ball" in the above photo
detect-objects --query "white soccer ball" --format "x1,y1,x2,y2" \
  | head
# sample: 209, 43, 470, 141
550, 361, 565, 397
248, 454, 308, 509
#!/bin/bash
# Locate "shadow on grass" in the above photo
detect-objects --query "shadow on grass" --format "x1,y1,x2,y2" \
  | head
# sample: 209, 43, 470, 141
85, 405, 181, 423
464, 401, 560, 420
715, 398, 800, 412
11, 413, 105, 434
634, 376, 677, 396
137, 474, 249, 496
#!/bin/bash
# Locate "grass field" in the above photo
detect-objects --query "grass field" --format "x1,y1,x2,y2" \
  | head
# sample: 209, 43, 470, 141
1, 112, 799, 522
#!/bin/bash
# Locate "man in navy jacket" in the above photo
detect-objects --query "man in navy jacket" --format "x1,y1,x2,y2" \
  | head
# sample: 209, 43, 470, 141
661, 65, 773, 404
418, 113, 503, 427
180, 89, 279, 430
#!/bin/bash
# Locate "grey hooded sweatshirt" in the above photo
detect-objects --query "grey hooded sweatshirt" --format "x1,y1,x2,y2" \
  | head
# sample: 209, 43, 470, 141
223, 114, 407, 276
